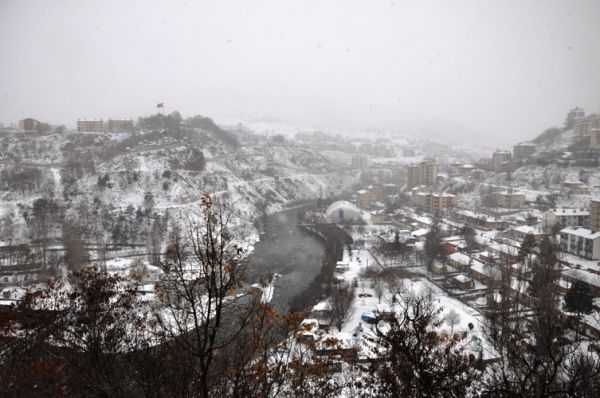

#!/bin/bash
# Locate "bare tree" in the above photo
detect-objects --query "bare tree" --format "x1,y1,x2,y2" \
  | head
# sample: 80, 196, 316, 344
143, 191, 155, 215
31, 198, 53, 267
152, 193, 250, 397
373, 277, 385, 304
0, 267, 147, 396
1, 195, 344, 397
62, 221, 89, 272
481, 236, 600, 397
424, 214, 443, 272
330, 283, 356, 331
1, 210, 15, 245
444, 309, 461, 335
147, 218, 162, 265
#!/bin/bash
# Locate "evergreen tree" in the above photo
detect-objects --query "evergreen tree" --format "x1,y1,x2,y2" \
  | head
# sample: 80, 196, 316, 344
564, 280, 595, 317
462, 225, 479, 255
528, 237, 560, 307
518, 234, 537, 262
424, 214, 443, 271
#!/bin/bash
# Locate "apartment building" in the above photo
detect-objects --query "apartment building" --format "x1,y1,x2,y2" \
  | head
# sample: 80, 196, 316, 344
591, 198, 600, 231
356, 186, 385, 209
492, 151, 512, 173
492, 191, 525, 209
575, 115, 600, 140
107, 119, 134, 132
77, 119, 104, 132
513, 142, 536, 161
542, 208, 589, 232
560, 227, 600, 260
415, 192, 457, 214
407, 160, 437, 187
18, 118, 39, 132
565, 107, 585, 128
351, 155, 369, 169
590, 128, 600, 150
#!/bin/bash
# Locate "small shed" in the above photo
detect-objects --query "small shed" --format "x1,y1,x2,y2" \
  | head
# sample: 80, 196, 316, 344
451, 274, 473, 290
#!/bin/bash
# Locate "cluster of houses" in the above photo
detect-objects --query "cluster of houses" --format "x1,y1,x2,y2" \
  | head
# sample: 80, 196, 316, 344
325, 158, 600, 339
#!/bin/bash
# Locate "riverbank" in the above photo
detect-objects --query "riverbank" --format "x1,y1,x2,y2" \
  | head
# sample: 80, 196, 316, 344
288, 223, 352, 311
245, 207, 326, 311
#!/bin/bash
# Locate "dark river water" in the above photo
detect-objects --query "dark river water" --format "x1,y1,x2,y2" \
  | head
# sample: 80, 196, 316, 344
246, 208, 325, 311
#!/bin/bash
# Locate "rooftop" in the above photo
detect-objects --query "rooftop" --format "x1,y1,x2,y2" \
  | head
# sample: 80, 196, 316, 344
495, 191, 524, 196
549, 208, 589, 216
511, 225, 543, 235
561, 227, 600, 240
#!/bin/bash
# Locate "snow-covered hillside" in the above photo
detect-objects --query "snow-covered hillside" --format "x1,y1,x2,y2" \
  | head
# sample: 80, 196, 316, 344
0, 127, 358, 248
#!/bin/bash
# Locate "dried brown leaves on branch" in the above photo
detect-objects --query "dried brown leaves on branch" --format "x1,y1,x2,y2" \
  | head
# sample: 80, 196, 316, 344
0, 194, 344, 397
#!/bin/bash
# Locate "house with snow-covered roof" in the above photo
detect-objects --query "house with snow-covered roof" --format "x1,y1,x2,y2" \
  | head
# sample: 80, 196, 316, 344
489, 241, 520, 264
454, 209, 509, 230
506, 225, 545, 242
562, 268, 600, 297
451, 273, 473, 290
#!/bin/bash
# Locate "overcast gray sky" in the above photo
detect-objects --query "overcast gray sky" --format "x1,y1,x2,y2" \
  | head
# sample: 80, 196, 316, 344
1, 0, 599, 146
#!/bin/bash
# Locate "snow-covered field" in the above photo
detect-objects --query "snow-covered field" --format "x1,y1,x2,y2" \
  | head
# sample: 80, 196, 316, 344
309, 248, 495, 361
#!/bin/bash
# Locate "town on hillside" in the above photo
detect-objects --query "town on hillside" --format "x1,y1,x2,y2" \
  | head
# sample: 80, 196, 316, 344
2, 1, 600, 395
1, 105, 600, 395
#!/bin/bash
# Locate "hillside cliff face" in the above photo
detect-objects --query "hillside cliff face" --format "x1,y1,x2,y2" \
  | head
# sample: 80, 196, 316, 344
0, 126, 357, 248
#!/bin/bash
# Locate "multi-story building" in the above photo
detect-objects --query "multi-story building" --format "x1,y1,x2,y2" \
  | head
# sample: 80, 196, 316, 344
351, 155, 369, 169
563, 181, 589, 195
560, 227, 600, 260
77, 119, 104, 132
407, 160, 437, 187
383, 183, 398, 196
492, 190, 525, 209
407, 165, 421, 188
415, 192, 457, 214
357, 143, 372, 155
542, 208, 589, 232
575, 115, 600, 141
18, 118, 39, 132
421, 160, 437, 186
565, 107, 585, 129
513, 142, 536, 162
448, 162, 475, 176
590, 128, 600, 150
107, 119, 134, 132
590, 198, 600, 231
356, 186, 385, 209
492, 150, 512, 173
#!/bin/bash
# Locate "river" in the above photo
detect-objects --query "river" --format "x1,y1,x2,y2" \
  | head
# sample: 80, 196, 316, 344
246, 208, 325, 312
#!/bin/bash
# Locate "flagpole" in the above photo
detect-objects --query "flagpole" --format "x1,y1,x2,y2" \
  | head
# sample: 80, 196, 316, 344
157, 102, 165, 130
